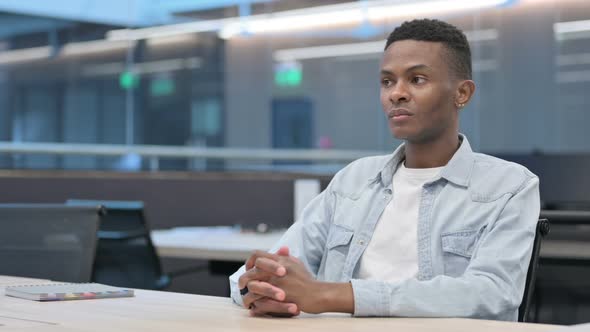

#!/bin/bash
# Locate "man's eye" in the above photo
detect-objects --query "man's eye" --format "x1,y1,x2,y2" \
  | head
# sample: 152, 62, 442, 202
412, 76, 426, 84
381, 79, 392, 87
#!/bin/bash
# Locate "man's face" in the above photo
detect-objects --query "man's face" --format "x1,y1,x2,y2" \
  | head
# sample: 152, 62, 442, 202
380, 40, 459, 144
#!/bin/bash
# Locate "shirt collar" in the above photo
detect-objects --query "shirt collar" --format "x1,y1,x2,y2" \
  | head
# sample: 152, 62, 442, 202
369, 134, 475, 188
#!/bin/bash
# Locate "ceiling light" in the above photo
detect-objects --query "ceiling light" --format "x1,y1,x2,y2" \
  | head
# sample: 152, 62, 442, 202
554, 19, 590, 34
146, 34, 199, 47
106, 0, 511, 41
554, 19, 590, 41
107, 19, 231, 41
274, 41, 384, 62
60, 40, 132, 57
273, 29, 498, 62
220, 0, 508, 39
0, 46, 51, 66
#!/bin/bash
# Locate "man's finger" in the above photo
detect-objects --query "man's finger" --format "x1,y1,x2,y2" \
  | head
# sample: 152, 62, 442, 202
247, 280, 286, 301
276, 246, 290, 257
238, 265, 279, 289
249, 298, 300, 317
254, 257, 286, 276
241, 291, 264, 309
238, 267, 258, 289
245, 250, 279, 270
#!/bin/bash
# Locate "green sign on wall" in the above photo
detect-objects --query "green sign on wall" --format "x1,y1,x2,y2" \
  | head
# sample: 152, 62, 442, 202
274, 61, 302, 87
119, 71, 139, 90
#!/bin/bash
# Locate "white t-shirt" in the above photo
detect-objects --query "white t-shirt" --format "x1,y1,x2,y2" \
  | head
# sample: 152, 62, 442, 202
357, 162, 442, 282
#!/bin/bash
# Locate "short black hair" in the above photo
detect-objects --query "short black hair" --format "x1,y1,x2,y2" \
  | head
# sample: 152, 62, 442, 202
385, 19, 472, 80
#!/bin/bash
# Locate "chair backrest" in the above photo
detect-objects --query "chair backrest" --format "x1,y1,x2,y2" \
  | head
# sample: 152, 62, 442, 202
66, 199, 170, 290
540, 209, 590, 225
518, 218, 550, 322
0, 204, 102, 282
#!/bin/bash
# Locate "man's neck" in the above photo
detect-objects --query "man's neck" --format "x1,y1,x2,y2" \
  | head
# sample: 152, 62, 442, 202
403, 133, 460, 169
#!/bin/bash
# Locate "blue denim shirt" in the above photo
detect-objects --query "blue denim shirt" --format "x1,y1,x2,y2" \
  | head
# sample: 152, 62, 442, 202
229, 135, 540, 321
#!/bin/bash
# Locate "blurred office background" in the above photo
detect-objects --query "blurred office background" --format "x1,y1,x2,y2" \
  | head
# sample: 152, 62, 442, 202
0, 0, 589, 172
0, 0, 589, 325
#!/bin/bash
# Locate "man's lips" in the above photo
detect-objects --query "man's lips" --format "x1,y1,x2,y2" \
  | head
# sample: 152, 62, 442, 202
388, 109, 414, 118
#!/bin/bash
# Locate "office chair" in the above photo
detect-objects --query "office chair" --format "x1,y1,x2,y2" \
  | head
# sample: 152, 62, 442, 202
0, 204, 103, 282
66, 199, 170, 290
534, 210, 590, 324
518, 218, 550, 322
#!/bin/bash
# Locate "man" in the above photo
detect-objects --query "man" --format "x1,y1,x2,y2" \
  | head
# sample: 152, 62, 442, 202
229, 18, 540, 321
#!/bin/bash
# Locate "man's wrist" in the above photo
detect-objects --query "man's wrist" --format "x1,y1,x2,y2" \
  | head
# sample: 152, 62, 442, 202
307, 281, 354, 314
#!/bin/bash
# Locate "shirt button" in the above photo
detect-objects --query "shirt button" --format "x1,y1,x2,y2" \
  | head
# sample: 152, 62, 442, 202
359, 240, 365, 245
385, 189, 392, 194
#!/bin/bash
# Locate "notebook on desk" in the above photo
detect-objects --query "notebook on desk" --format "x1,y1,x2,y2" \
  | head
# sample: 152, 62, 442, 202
5, 282, 134, 301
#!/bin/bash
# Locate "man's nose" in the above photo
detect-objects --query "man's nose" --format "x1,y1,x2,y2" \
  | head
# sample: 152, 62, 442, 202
389, 82, 410, 103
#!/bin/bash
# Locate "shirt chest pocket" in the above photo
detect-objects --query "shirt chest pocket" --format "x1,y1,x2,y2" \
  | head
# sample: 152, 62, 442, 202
441, 229, 483, 277
323, 224, 354, 280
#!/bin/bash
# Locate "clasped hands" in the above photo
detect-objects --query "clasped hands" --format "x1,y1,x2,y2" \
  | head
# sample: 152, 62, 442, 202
238, 246, 320, 317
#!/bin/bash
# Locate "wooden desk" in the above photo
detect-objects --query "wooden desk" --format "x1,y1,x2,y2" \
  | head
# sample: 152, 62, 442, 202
0, 275, 557, 332
151, 227, 590, 262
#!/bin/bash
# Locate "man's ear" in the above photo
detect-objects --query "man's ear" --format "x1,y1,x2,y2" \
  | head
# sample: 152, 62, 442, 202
455, 79, 476, 108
